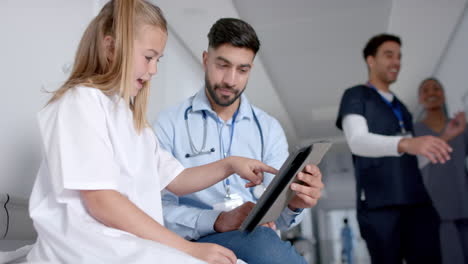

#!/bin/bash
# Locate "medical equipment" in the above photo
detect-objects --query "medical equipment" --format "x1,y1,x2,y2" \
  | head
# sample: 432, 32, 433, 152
184, 103, 266, 200
183, 105, 264, 160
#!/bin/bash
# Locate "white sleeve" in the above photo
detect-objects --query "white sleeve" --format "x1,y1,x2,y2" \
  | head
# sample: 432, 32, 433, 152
38, 88, 120, 195
154, 138, 185, 190
342, 114, 404, 157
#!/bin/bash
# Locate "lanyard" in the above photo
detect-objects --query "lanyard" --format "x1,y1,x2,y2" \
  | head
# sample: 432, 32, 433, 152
219, 109, 239, 198
367, 82, 406, 134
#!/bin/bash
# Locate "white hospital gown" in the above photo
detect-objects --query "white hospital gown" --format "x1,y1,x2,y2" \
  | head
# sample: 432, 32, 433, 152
27, 87, 205, 263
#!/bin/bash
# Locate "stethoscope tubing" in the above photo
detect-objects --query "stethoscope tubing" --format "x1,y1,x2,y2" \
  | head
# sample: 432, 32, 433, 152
184, 105, 264, 160
183, 103, 266, 199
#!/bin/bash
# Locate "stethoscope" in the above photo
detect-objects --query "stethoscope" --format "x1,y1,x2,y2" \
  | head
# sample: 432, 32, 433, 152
184, 105, 264, 160
184, 107, 215, 158
183, 103, 266, 199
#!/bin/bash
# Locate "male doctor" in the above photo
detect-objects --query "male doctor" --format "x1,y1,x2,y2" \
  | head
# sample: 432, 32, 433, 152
153, 18, 323, 264
335, 33, 449, 264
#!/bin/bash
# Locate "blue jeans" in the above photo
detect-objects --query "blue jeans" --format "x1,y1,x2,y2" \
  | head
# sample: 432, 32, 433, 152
196, 226, 307, 264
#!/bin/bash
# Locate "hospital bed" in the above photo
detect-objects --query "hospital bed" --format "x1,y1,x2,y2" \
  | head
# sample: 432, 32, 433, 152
0, 193, 36, 263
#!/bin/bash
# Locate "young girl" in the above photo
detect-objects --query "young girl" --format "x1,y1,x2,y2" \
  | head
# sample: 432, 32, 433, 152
414, 78, 468, 264
26, 1, 275, 263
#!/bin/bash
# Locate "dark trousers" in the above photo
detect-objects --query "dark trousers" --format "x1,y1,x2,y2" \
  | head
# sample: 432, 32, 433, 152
455, 219, 468, 264
358, 203, 441, 264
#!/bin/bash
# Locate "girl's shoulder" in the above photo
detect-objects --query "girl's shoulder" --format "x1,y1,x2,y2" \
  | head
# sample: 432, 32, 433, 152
39, 86, 116, 119
56, 86, 119, 111
64, 86, 111, 103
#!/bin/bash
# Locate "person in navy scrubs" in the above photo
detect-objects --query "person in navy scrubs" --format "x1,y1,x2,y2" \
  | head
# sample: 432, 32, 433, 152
335, 33, 452, 264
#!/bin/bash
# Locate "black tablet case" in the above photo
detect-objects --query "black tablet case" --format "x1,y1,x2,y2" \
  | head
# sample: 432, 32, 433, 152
239, 141, 331, 232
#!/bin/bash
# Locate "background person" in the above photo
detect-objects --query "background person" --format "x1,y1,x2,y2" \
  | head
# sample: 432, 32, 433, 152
335, 33, 451, 264
415, 77, 468, 264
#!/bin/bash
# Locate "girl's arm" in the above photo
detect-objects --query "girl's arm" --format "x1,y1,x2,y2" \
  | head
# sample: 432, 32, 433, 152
166, 156, 277, 196
81, 189, 237, 264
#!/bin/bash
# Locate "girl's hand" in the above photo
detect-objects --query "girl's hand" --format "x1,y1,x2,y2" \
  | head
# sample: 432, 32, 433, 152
183, 241, 237, 264
227, 156, 278, 187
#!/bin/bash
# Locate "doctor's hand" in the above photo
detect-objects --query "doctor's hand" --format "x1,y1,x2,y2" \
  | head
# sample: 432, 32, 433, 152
288, 164, 324, 211
398, 136, 452, 164
214, 202, 277, 233
184, 241, 237, 264
227, 156, 278, 188
214, 202, 255, 233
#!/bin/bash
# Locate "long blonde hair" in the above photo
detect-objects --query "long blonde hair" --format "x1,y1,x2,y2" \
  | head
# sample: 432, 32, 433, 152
48, 0, 167, 132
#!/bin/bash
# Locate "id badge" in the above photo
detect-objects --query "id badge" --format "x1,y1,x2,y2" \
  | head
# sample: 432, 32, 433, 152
212, 193, 244, 212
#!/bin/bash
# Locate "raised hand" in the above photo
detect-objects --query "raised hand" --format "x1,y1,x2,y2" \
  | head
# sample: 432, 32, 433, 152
442, 111, 466, 141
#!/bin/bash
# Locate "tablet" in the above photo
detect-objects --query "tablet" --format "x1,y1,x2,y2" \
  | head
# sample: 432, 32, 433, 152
239, 141, 332, 232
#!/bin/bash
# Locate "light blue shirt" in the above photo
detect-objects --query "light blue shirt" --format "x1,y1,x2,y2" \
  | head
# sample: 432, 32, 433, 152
153, 88, 303, 240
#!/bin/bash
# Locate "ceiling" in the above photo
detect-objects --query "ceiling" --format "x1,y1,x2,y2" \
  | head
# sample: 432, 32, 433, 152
155, 0, 467, 147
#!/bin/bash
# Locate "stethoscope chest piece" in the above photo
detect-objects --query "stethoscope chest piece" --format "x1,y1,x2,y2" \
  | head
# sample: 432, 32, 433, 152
184, 106, 216, 158
185, 148, 215, 158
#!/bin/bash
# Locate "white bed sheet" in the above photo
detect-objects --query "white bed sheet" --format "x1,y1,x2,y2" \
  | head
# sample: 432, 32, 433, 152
0, 245, 248, 264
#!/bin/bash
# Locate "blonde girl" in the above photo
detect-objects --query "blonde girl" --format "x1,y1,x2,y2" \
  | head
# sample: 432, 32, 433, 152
27, 1, 274, 263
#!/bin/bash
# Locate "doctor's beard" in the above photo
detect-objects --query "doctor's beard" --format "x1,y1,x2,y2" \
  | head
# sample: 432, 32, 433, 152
205, 75, 246, 107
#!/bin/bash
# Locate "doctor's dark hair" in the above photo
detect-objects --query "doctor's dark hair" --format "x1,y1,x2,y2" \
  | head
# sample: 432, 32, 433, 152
207, 18, 260, 54
363, 33, 401, 60
48, 0, 167, 132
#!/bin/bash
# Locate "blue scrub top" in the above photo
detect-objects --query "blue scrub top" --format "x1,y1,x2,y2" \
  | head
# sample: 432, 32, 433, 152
336, 85, 431, 209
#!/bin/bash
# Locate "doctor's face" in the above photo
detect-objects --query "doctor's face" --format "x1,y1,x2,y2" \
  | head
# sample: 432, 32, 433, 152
132, 25, 167, 97
203, 44, 254, 107
367, 41, 401, 85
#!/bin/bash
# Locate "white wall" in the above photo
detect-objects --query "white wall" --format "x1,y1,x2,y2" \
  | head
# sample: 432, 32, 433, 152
434, 4, 468, 115
388, 0, 466, 112
0, 1, 95, 198
155, 0, 299, 145
147, 29, 203, 121
0, 1, 205, 199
